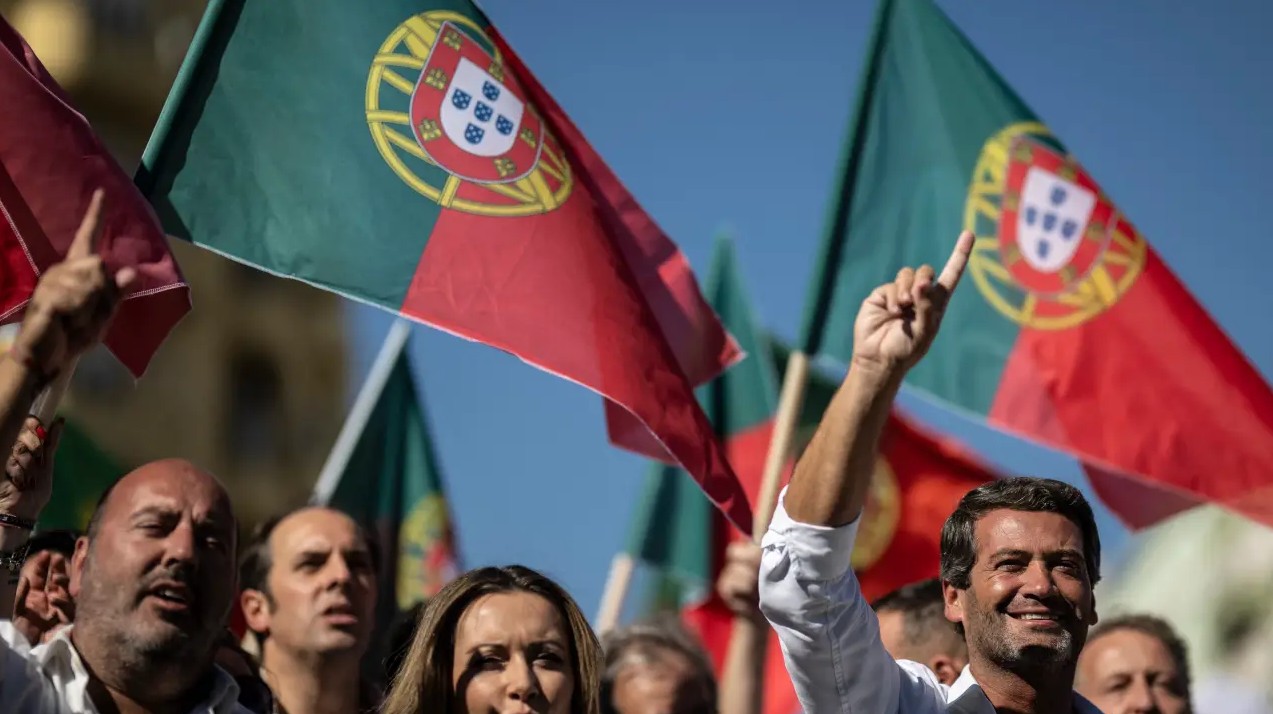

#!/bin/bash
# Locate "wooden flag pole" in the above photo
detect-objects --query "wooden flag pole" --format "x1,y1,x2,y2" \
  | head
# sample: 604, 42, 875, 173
751, 350, 811, 539
594, 552, 635, 634
718, 349, 812, 714
311, 319, 412, 505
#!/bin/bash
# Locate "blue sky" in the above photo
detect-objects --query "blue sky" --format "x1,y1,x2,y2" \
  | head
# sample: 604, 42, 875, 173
347, 0, 1273, 619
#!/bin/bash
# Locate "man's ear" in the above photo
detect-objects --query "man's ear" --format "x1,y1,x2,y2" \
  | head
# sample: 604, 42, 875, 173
928, 655, 961, 687
942, 580, 964, 629
68, 537, 90, 599
241, 589, 272, 635
1086, 590, 1098, 627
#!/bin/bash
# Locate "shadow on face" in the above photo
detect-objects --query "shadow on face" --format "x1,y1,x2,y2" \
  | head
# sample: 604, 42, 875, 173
70, 459, 238, 661
242, 507, 377, 661
1077, 630, 1191, 714
452, 591, 575, 714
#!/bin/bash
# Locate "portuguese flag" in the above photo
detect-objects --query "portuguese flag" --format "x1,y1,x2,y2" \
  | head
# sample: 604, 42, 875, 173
311, 322, 459, 668
626, 237, 993, 714
0, 16, 188, 376
139, 0, 751, 531
800, 0, 1273, 527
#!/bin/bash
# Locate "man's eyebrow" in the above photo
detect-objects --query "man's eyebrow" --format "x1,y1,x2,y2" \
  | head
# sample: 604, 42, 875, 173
987, 548, 1031, 560
129, 505, 177, 520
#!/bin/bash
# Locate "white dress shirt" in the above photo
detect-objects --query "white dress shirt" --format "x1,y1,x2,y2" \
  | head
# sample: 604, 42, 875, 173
758, 490, 1101, 714
0, 621, 248, 713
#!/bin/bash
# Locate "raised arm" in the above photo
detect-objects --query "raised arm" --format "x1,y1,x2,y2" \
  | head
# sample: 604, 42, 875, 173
786, 230, 973, 526
758, 232, 973, 714
0, 190, 134, 622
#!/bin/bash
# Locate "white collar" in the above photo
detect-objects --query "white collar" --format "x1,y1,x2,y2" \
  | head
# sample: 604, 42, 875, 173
947, 665, 1103, 713
33, 625, 245, 713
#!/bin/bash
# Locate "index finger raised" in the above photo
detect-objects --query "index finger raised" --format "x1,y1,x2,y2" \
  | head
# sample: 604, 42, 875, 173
66, 189, 106, 261
937, 230, 975, 292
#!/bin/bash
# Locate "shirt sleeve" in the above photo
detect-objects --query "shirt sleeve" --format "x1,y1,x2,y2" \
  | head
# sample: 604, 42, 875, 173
0, 620, 60, 712
758, 489, 947, 714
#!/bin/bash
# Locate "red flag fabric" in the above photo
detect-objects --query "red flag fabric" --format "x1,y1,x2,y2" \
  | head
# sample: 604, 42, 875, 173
487, 31, 748, 530
0, 18, 188, 376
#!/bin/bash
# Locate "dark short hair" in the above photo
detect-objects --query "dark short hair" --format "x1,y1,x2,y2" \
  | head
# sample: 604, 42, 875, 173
872, 578, 960, 653
27, 529, 80, 558
1087, 614, 1191, 693
599, 616, 716, 714
238, 508, 381, 599
237, 507, 380, 648
940, 477, 1101, 590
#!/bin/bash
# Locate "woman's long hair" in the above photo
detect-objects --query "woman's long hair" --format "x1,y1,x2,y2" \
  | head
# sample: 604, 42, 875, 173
381, 565, 602, 714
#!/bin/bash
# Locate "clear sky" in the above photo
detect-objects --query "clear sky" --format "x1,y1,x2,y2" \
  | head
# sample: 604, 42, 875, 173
346, 0, 1273, 619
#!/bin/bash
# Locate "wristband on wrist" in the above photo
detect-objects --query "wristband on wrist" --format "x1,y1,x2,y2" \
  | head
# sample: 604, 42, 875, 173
0, 512, 36, 532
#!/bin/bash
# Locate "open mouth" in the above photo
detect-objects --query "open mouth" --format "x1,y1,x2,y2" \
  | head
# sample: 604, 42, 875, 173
321, 603, 359, 626
145, 582, 194, 613
1006, 611, 1064, 627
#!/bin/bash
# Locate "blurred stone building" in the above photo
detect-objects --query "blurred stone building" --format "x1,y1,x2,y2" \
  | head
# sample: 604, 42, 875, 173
1, 0, 350, 526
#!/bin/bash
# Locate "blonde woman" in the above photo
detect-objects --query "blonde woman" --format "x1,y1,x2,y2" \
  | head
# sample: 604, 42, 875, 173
383, 565, 602, 714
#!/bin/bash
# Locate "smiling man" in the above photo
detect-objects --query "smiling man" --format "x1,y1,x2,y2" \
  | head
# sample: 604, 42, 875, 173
240, 507, 379, 714
758, 233, 1102, 714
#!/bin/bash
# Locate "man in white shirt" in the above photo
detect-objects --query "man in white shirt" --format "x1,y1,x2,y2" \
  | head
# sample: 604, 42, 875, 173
0, 192, 249, 713
758, 232, 1102, 714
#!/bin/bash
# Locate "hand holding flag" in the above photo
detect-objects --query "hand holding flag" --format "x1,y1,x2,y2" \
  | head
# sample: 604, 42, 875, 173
852, 231, 973, 378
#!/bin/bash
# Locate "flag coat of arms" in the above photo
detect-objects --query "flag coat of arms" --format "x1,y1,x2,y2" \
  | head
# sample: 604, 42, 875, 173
799, 0, 1273, 528
139, 1, 752, 531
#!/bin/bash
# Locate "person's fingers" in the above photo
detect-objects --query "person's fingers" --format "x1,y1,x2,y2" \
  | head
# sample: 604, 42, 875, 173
913, 264, 936, 303
66, 189, 106, 261
895, 267, 916, 307
936, 230, 975, 293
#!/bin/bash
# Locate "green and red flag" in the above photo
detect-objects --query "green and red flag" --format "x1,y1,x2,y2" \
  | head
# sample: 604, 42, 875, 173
627, 237, 993, 714
0, 17, 188, 375
138, 0, 751, 531
311, 322, 459, 666
800, 0, 1272, 527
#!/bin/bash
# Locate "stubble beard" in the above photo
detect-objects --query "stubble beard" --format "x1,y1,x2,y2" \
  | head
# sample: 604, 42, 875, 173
76, 568, 209, 674
966, 597, 1078, 675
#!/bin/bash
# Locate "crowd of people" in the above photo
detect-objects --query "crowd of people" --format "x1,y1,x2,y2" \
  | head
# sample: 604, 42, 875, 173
0, 200, 1214, 713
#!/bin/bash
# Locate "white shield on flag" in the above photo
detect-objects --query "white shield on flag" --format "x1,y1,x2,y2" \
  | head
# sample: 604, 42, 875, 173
1017, 167, 1097, 273
439, 57, 524, 158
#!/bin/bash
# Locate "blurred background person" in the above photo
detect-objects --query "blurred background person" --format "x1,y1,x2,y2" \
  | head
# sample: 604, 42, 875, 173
1076, 614, 1192, 714
871, 578, 968, 685
239, 507, 380, 714
601, 617, 716, 714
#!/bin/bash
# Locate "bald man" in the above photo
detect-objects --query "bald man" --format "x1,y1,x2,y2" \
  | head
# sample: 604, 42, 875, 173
239, 507, 379, 714
0, 194, 249, 711
1, 460, 247, 713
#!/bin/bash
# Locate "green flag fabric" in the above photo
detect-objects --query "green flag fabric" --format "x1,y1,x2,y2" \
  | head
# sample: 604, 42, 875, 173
797, 0, 1273, 529
316, 327, 458, 660
41, 420, 127, 532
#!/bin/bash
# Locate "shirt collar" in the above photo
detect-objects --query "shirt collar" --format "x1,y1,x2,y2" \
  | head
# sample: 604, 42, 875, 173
34, 625, 245, 713
947, 664, 1103, 713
